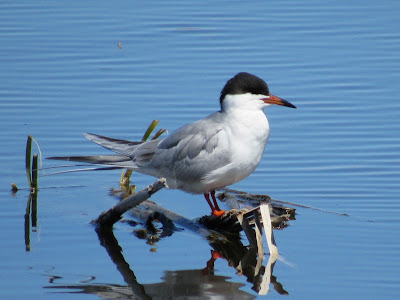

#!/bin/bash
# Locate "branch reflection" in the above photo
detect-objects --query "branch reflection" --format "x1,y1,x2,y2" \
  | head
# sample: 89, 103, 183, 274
44, 217, 288, 298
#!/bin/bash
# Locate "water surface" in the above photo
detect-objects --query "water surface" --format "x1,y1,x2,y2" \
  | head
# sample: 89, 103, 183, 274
1, 1, 400, 298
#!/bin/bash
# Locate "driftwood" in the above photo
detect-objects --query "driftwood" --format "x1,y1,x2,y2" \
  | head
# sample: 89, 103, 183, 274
92, 186, 293, 295
98, 184, 296, 258
93, 178, 168, 227
237, 203, 278, 258
218, 188, 296, 229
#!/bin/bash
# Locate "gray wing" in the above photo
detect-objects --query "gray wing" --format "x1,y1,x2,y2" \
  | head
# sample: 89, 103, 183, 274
82, 133, 144, 155
82, 132, 163, 167
49, 117, 232, 185
48, 133, 161, 169
146, 118, 232, 183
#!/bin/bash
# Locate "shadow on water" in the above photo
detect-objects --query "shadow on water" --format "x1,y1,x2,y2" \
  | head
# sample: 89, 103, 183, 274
43, 222, 288, 299
24, 191, 38, 252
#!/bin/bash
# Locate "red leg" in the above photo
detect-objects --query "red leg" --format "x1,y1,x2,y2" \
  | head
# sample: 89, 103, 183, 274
204, 193, 215, 211
202, 250, 223, 275
204, 191, 225, 217
211, 191, 221, 211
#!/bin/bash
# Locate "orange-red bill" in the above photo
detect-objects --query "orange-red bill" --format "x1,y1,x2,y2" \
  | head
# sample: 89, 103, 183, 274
262, 95, 296, 108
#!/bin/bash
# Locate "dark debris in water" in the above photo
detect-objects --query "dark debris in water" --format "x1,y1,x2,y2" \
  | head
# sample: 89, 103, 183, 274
216, 189, 296, 230
113, 187, 296, 244
198, 209, 244, 237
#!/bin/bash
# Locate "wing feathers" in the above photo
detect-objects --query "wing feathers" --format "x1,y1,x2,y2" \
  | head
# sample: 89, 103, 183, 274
47, 154, 139, 168
83, 133, 143, 156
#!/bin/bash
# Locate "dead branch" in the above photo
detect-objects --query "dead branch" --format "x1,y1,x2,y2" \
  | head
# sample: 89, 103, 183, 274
93, 178, 168, 227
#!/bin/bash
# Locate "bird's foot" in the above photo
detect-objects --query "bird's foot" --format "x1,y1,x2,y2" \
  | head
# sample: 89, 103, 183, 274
212, 209, 226, 217
211, 250, 223, 260
202, 250, 223, 275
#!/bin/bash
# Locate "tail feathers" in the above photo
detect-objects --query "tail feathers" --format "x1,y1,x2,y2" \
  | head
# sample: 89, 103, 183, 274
47, 154, 138, 169
83, 133, 143, 156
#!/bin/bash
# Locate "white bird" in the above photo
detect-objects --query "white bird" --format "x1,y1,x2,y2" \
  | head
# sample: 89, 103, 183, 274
49, 72, 296, 216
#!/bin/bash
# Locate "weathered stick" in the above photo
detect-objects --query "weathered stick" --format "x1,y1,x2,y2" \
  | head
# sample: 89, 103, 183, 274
239, 203, 279, 257
94, 178, 168, 227
260, 202, 279, 257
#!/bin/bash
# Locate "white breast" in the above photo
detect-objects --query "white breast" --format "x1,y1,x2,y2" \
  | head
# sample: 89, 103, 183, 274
201, 108, 270, 190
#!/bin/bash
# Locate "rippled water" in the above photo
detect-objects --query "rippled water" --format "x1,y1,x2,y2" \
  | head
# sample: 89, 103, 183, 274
1, 1, 400, 298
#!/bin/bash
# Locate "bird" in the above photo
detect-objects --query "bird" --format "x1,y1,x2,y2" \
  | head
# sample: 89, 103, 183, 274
49, 72, 296, 217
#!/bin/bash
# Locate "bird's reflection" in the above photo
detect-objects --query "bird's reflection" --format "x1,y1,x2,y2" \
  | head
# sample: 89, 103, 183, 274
43, 188, 294, 297
44, 213, 288, 298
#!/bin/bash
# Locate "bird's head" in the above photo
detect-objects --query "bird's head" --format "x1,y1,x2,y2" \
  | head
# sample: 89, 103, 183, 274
220, 72, 296, 111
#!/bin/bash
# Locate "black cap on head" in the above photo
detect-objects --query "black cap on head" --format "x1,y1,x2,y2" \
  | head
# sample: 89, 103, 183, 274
219, 72, 270, 103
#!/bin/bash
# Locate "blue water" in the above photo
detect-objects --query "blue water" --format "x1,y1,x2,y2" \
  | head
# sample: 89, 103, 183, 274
1, 1, 400, 298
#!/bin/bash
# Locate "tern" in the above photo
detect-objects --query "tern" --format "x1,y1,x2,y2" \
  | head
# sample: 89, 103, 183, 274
49, 72, 296, 216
